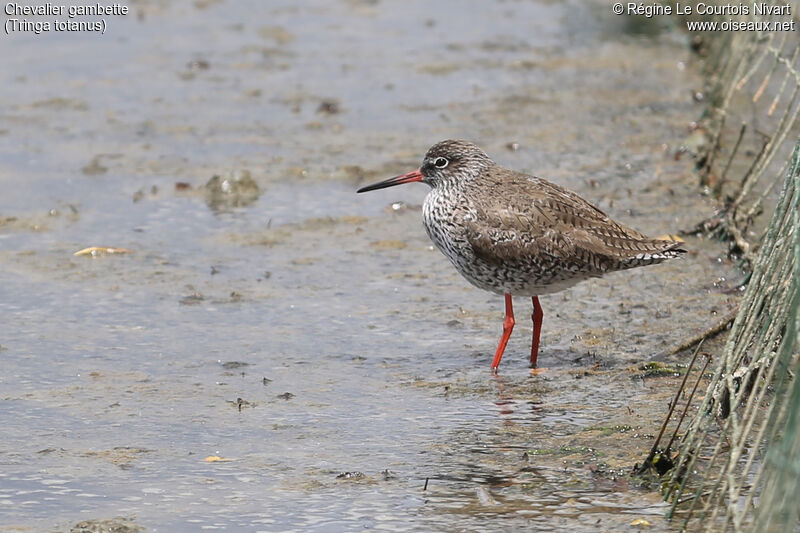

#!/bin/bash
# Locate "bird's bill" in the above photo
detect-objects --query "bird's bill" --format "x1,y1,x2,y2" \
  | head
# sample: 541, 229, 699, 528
356, 169, 424, 193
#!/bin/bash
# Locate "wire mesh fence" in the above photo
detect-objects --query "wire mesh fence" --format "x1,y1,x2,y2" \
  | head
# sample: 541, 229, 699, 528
681, 3, 800, 268
665, 141, 798, 531
649, 5, 800, 531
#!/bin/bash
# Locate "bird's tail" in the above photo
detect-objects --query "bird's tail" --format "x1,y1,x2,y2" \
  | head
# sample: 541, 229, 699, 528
620, 238, 687, 268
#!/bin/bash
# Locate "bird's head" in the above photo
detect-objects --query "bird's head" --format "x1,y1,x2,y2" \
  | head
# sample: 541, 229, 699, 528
356, 139, 494, 193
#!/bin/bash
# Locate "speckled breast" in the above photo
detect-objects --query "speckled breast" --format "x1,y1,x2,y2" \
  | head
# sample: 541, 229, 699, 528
421, 188, 591, 297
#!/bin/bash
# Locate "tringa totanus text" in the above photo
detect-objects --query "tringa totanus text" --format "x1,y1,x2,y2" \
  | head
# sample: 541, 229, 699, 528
357, 140, 685, 372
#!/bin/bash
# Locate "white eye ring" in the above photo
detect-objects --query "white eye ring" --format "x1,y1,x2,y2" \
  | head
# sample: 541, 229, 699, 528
434, 157, 449, 169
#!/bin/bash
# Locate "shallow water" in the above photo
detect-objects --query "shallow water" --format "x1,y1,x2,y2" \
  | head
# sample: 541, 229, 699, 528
0, 1, 741, 531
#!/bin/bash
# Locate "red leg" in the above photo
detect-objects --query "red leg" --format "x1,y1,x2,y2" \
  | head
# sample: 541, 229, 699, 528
491, 294, 515, 372
530, 296, 543, 368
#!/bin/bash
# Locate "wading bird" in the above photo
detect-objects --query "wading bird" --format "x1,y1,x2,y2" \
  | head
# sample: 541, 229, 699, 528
357, 140, 685, 372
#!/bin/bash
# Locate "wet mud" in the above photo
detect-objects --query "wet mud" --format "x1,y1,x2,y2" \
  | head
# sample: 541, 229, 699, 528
0, 1, 741, 531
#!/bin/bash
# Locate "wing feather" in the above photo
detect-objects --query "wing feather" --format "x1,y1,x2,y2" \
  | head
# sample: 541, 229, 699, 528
464, 170, 685, 273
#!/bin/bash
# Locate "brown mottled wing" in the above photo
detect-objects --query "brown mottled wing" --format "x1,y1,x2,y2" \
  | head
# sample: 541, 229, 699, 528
465, 170, 684, 273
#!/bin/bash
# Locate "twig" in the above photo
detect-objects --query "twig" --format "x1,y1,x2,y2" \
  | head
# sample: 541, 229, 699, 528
664, 353, 713, 454
731, 132, 770, 212
637, 341, 705, 475
701, 117, 725, 184
670, 306, 739, 355
714, 123, 747, 198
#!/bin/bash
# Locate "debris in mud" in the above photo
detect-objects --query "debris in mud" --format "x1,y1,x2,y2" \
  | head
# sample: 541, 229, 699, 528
179, 58, 212, 80
204, 455, 234, 462
336, 471, 365, 480
0, 215, 49, 232
180, 292, 205, 305
384, 201, 422, 214
586, 425, 634, 437
175, 181, 191, 191
651, 452, 675, 476
276, 392, 294, 400
195, 291, 248, 305
666, 305, 737, 355
186, 58, 210, 71
228, 397, 255, 411
221, 361, 250, 370
634, 449, 676, 479
257, 25, 295, 44
262, 377, 272, 385
204, 170, 261, 210
634, 362, 684, 379
81, 154, 121, 176
70, 516, 143, 533
31, 96, 87, 111
81, 156, 108, 176
73, 246, 132, 257
572, 350, 601, 365
287, 166, 309, 177
417, 63, 460, 75
37, 447, 61, 454
389, 201, 406, 212
369, 240, 407, 250
84, 447, 153, 469
524, 445, 597, 457
316, 99, 341, 115
674, 122, 711, 162
132, 185, 159, 203
476, 486, 499, 506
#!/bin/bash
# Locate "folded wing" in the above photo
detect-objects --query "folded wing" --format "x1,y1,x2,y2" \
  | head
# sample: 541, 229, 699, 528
465, 171, 685, 274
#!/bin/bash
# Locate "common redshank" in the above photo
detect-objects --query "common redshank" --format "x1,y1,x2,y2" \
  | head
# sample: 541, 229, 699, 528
357, 140, 685, 372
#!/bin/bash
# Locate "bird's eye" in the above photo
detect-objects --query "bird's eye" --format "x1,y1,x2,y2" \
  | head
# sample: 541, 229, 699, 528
434, 157, 449, 169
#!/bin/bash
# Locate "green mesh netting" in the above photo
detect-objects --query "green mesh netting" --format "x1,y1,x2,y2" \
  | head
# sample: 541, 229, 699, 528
665, 136, 799, 531
657, 4, 800, 530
